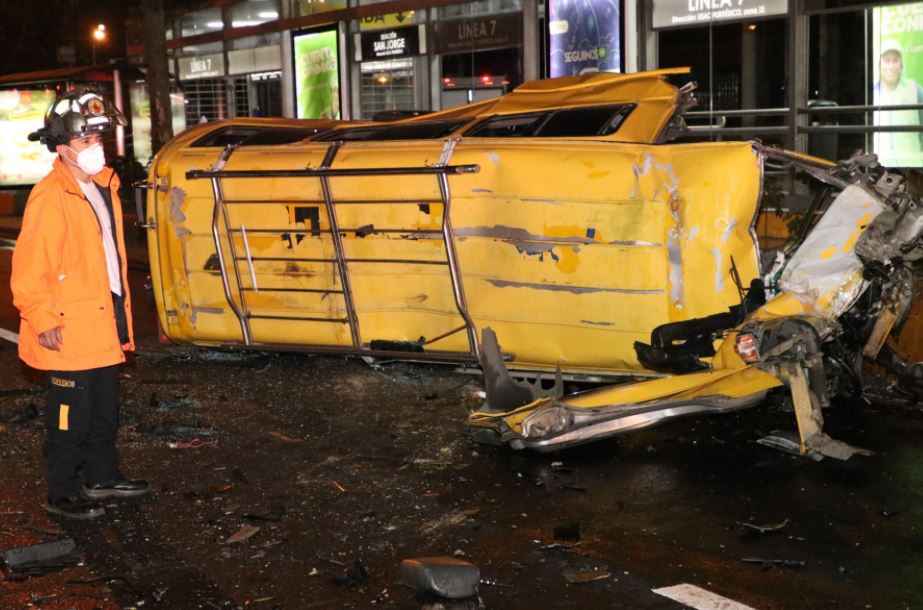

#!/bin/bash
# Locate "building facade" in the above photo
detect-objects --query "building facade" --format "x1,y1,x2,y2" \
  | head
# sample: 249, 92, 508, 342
122, 0, 921, 169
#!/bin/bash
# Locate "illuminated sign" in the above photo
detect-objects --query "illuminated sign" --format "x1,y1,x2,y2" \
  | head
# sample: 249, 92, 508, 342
359, 11, 415, 31
432, 13, 522, 54
178, 52, 225, 79
293, 28, 341, 119
548, 0, 622, 77
0, 89, 58, 186
357, 25, 423, 61
652, 0, 788, 29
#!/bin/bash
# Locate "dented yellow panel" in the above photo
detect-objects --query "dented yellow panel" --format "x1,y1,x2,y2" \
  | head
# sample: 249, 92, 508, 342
144, 70, 763, 376
147, 136, 761, 376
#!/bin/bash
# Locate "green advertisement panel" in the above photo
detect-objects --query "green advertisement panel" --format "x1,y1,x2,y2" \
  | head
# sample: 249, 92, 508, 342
872, 2, 923, 167
0, 89, 59, 186
293, 28, 340, 119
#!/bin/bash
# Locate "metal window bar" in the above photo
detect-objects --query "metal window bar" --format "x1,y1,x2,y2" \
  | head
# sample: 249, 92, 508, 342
186, 143, 482, 358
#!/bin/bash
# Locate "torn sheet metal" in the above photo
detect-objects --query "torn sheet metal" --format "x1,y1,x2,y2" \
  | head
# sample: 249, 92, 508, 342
778, 185, 885, 319
469, 150, 923, 459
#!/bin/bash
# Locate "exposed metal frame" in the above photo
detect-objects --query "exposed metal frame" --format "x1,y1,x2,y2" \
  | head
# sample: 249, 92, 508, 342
187, 142, 482, 359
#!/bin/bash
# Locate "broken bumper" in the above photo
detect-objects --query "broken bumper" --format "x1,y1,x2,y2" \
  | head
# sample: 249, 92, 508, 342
470, 366, 782, 452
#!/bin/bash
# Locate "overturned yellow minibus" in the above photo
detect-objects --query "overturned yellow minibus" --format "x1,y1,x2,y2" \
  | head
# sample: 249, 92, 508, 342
142, 68, 765, 377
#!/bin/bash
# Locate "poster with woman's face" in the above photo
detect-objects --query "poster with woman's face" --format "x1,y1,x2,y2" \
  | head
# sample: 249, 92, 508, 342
872, 2, 923, 167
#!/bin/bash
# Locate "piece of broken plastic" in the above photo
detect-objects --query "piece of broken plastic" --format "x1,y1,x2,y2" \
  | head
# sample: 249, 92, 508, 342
400, 556, 480, 599
2, 538, 77, 575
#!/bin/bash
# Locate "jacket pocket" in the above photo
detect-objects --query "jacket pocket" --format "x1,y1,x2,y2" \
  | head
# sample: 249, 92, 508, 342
57, 296, 119, 360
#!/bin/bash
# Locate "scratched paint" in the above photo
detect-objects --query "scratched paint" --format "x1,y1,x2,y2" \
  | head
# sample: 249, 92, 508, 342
454, 225, 659, 247
189, 305, 225, 324
720, 218, 738, 244
712, 247, 725, 291
487, 278, 663, 295
667, 192, 685, 310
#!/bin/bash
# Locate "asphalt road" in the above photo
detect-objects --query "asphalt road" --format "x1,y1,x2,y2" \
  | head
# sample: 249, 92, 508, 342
1, 243, 922, 609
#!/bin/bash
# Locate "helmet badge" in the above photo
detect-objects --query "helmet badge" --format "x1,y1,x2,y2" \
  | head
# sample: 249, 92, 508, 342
87, 98, 105, 116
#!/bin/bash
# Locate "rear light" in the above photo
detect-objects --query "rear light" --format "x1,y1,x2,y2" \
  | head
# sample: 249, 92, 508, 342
735, 332, 760, 363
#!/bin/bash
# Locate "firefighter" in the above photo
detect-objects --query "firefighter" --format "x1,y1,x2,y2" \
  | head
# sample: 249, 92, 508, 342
11, 90, 148, 519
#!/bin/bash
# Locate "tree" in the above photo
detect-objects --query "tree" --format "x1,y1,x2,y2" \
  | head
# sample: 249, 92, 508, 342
141, 0, 173, 155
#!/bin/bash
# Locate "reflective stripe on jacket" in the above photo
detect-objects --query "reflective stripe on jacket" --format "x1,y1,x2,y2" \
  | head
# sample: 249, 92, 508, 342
10, 157, 134, 371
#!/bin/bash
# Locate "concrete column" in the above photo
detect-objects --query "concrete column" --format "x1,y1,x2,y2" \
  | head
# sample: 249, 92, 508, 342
522, 0, 540, 81
281, 30, 294, 117
741, 25, 756, 125
624, 0, 638, 72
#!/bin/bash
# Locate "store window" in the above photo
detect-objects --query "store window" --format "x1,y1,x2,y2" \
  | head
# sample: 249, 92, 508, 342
439, 0, 522, 18
229, 0, 280, 27
658, 19, 787, 143
229, 34, 284, 117
179, 8, 223, 38
289, 0, 346, 16
354, 18, 428, 120
434, 3, 525, 109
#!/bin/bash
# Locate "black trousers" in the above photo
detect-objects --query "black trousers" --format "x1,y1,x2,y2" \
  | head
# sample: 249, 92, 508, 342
43, 365, 121, 500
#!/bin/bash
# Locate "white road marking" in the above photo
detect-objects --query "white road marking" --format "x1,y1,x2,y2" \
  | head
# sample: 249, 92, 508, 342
653, 584, 757, 610
0, 327, 19, 345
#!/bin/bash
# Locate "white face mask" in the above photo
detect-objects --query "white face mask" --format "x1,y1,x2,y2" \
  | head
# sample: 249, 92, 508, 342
67, 143, 106, 176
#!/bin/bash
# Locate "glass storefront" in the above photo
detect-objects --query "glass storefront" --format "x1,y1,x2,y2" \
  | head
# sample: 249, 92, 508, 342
645, 0, 923, 171
434, 1, 525, 108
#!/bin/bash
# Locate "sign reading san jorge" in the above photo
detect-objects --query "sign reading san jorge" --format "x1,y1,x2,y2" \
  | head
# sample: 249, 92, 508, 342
652, 0, 789, 29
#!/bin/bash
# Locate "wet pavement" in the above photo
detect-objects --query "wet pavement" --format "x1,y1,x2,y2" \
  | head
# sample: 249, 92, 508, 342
1, 245, 923, 609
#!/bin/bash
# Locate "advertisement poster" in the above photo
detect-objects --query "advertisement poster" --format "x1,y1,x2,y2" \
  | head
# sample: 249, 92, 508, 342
0, 89, 58, 186
130, 83, 188, 165
293, 29, 340, 119
548, 0, 622, 77
872, 2, 923, 167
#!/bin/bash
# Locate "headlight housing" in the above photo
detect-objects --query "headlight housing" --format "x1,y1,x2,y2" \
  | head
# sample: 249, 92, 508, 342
734, 332, 761, 363
521, 405, 573, 439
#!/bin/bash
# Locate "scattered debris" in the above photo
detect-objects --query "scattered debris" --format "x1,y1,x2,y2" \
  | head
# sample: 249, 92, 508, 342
0, 387, 42, 398
737, 518, 790, 536
329, 559, 369, 587
400, 556, 480, 599
756, 435, 824, 461
653, 583, 757, 610
331, 480, 347, 493
149, 392, 199, 412
562, 567, 611, 584
0, 403, 39, 425
243, 503, 287, 522
879, 509, 901, 518
167, 438, 217, 449
742, 557, 806, 570
225, 524, 260, 544
553, 523, 581, 542
266, 431, 301, 444
1, 538, 78, 579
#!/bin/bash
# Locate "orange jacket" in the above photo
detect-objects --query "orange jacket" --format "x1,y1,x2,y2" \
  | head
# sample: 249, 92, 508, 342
11, 158, 134, 371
